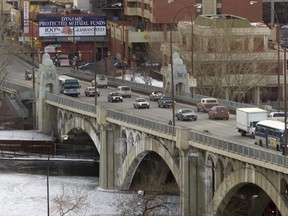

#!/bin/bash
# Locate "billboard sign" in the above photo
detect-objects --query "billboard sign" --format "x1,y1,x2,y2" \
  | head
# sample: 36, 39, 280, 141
38, 16, 107, 37
23, 1, 29, 20
23, 1, 29, 34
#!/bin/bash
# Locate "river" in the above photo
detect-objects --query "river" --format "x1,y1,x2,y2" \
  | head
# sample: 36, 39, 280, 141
0, 159, 180, 216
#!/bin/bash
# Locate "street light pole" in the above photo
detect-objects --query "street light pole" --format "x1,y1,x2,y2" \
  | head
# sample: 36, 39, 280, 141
47, 153, 50, 216
46, 145, 51, 216
169, 4, 201, 127
122, 25, 125, 80
94, 16, 97, 106
250, 1, 281, 111
284, 37, 287, 156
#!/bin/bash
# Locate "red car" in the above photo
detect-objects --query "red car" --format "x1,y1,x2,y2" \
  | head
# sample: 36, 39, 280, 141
208, 106, 229, 120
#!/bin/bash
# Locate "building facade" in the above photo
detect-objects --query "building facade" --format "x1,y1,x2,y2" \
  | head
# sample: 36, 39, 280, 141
160, 14, 283, 105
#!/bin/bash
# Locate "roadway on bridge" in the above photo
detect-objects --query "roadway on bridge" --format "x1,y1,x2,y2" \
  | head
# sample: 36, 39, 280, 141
6, 54, 281, 154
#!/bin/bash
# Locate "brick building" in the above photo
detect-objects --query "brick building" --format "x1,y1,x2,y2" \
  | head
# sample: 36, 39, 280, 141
108, 0, 263, 68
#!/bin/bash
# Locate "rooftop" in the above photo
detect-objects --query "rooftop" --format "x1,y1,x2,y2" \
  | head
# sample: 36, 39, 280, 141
195, 14, 251, 28
0, 130, 53, 141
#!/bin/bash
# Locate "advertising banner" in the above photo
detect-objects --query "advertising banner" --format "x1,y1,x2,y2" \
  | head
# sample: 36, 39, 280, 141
38, 16, 107, 37
189, 76, 197, 88
23, 1, 29, 33
23, 1, 29, 20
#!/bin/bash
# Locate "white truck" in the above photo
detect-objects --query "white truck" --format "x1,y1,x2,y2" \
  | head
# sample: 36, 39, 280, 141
92, 75, 108, 88
236, 107, 267, 138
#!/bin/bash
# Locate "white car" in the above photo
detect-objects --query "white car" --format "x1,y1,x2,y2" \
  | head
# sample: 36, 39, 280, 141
267, 112, 286, 122
133, 98, 150, 109
84, 87, 99, 97
111, 2, 122, 7
281, 25, 288, 30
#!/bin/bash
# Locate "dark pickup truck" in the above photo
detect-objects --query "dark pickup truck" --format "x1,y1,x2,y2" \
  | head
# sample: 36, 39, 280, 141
158, 96, 174, 108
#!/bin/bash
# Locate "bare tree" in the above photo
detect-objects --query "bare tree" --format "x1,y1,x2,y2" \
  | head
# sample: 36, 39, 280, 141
52, 184, 89, 216
0, 15, 20, 85
118, 191, 171, 216
176, 19, 278, 101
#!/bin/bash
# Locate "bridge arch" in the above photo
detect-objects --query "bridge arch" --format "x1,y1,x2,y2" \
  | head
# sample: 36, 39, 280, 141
119, 137, 180, 191
60, 116, 100, 152
212, 166, 288, 216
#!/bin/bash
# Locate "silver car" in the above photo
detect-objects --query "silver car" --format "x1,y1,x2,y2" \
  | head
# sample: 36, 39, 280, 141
133, 98, 150, 109
176, 108, 197, 121
149, 91, 164, 101
84, 87, 99, 97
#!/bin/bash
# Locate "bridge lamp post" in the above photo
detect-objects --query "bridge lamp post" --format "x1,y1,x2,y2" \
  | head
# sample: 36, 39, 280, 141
30, 11, 38, 90
94, 16, 98, 106
169, 3, 202, 126
284, 37, 287, 156
46, 143, 53, 216
250, 1, 281, 112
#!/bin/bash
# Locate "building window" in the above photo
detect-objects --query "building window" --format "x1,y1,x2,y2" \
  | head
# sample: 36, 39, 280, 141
217, 0, 222, 14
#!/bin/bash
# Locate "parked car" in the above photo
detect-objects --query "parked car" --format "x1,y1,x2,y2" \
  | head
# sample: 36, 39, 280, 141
78, 62, 94, 70
208, 106, 229, 120
111, 2, 122, 7
133, 98, 150, 109
142, 60, 161, 70
176, 109, 197, 121
108, 92, 123, 102
115, 86, 132, 98
84, 87, 99, 97
112, 57, 127, 69
281, 24, 288, 30
158, 96, 174, 108
25, 69, 32, 80
149, 91, 165, 101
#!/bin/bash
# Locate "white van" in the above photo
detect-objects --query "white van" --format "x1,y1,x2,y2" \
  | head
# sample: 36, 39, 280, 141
92, 75, 108, 88
116, 86, 132, 98
196, 98, 219, 112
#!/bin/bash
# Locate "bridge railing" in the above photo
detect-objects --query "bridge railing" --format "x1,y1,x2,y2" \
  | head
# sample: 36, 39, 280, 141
18, 90, 36, 101
107, 108, 288, 168
189, 131, 288, 167
15, 94, 28, 117
107, 109, 175, 135
46, 92, 96, 113
2, 80, 32, 92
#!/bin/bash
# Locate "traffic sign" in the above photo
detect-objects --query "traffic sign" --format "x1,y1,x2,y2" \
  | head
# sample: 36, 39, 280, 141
51, 44, 61, 48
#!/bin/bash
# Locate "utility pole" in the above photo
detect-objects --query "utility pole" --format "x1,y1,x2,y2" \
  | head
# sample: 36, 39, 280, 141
94, 16, 97, 106
122, 25, 125, 80
1, 0, 3, 36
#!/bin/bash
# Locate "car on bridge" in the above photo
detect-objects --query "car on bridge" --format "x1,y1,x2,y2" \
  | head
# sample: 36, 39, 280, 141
149, 91, 165, 101
25, 70, 32, 80
115, 86, 132, 98
158, 96, 174, 108
133, 98, 150, 109
197, 98, 218, 112
267, 111, 286, 122
176, 108, 197, 121
108, 92, 123, 102
84, 87, 99, 97
208, 106, 229, 120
